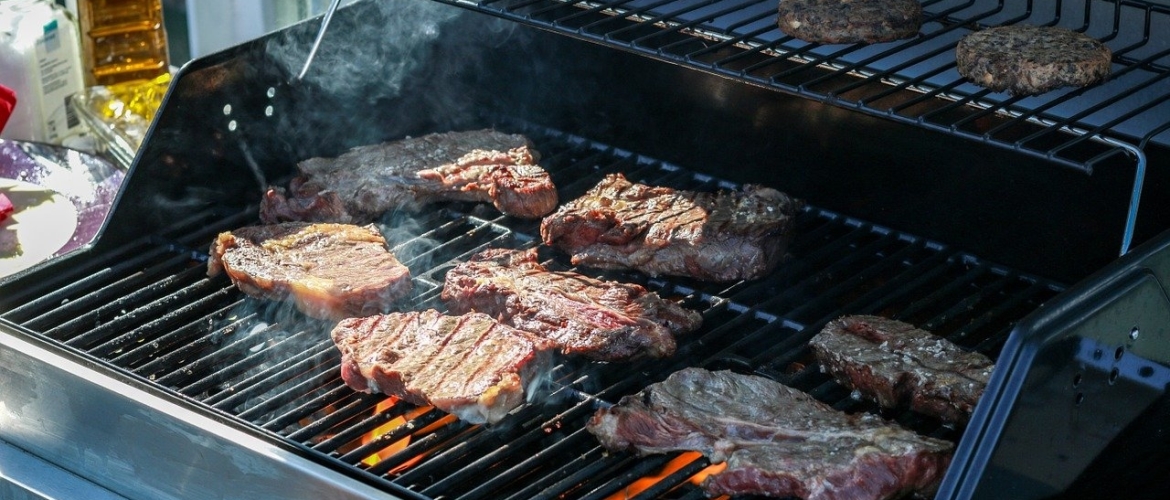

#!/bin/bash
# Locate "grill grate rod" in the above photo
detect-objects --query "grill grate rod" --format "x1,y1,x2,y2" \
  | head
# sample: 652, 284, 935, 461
394, 369, 582, 476
58, 273, 224, 347
0, 126, 1069, 500
577, 453, 677, 500
84, 282, 235, 358
502, 447, 609, 500
170, 328, 324, 394
123, 305, 256, 374
285, 391, 378, 442
204, 339, 336, 408
411, 380, 600, 495
337, 409, 450, 465
366, 421, 473, 476
1, 209, 251, 315
235, 365, 341, 422
448, 0, 1170, 175
625, 454, 713, 500
263, 382, 361, 433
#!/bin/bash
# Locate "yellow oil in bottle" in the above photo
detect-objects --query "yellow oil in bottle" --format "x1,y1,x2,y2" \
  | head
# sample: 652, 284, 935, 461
76, 0, 169, 87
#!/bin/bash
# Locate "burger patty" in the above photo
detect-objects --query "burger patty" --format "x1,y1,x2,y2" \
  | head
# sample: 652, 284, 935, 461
955, 25, 1113, 96
777, 0, 923, 44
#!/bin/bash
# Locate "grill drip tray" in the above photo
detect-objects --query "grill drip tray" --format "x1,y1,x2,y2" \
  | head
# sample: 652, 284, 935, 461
0, 124, 1063, 499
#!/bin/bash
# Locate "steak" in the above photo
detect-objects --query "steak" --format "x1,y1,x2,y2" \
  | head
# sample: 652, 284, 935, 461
587, 368, 953, 500
208, 222, 411, 320
809, 315, 994, 425
331, 309, 557, 425
441, 248, 701, 361
540, 173, 803, 282
260, 129, 558, 223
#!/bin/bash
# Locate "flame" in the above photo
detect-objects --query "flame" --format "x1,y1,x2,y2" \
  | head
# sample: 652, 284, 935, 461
361, 397, 411, 467
605, 451, 729, 499
358, 398, 455, 474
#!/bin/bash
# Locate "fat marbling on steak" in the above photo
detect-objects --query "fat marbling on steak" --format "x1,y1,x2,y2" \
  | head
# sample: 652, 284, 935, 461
587, 368, 953, 500
810, 315, 994, 425
441, 248, 702, 361
208, 222, 411, 320
540, 173, 804, 282
331, 309, 556, 425
261, 129, 558, 223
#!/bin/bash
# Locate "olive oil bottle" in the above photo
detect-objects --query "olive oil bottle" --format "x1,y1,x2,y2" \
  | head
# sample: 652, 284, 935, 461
73, 0, 169, 86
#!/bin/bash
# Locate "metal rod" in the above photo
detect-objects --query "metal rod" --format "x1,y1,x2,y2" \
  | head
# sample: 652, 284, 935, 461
295, 0, 343, 82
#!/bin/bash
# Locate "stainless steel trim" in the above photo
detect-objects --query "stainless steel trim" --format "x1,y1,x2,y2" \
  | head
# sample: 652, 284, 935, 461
0, 326, 401, 500
0, 439, 128, 500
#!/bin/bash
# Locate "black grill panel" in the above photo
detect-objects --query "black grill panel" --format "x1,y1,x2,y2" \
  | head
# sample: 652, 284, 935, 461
0, 124, 1063, 499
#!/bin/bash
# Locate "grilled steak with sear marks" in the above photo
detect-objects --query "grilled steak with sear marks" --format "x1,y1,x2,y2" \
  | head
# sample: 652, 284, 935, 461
441, 248, 701, 361
331, 309, 556, 425
540, 173, 803, 282
810, 315, 994, 425
208, 222, 411, 320
587, 368, 953, 500
261, 129, 557, 223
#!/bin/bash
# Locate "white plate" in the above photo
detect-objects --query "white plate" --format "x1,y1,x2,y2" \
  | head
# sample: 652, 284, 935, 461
0, 177, 79, 276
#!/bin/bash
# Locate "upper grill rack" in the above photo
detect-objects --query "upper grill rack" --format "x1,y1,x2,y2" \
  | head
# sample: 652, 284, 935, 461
0, 126, 1064, 499
440, 0, 1170, 174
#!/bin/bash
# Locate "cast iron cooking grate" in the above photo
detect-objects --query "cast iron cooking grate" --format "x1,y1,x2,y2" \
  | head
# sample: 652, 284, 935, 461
0, 124, 1064, 499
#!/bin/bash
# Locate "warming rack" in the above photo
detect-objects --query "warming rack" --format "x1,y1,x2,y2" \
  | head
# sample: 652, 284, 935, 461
428, 0, 1167, 254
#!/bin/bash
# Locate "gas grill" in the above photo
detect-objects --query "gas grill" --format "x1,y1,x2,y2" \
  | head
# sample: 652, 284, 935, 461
2, 0, 1170, 499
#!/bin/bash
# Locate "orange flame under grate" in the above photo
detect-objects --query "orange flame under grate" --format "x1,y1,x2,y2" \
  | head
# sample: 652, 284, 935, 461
358, 397, 452, 473
605, 451, 728, 500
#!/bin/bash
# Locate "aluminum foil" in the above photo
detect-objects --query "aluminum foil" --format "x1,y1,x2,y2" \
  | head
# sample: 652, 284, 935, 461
0, 139, 124, 265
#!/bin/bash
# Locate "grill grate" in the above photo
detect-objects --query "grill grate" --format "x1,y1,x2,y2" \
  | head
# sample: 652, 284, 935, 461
438, 0, 1170, 174
0, 125, 1063, 499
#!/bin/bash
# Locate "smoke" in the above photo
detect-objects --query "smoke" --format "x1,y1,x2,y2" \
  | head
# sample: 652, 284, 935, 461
265, 0, 463, 103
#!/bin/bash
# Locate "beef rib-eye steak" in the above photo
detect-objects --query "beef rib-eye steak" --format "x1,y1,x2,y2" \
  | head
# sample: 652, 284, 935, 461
587, 368, 953, 500
331, 309, 557, 425
441, 247, 701, 361
261, 129, 558, 223
810, 315, 994, 425
208, 222, 411, 320
540, 173, 803, 282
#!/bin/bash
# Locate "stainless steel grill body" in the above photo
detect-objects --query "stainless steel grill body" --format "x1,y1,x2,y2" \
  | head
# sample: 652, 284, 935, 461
1, 1, 1168, 499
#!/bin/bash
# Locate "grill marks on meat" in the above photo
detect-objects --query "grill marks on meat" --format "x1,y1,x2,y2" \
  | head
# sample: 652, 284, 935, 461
587, 368, 952, 500
261, 129, 557, 223
441, 248, 701, 361
208, 222, 411, 320
810, 315, 994, 425
331, 309, 556, 425
540, 173, 803, 282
